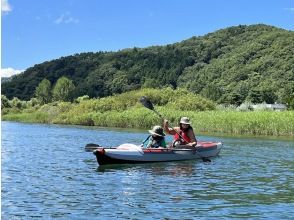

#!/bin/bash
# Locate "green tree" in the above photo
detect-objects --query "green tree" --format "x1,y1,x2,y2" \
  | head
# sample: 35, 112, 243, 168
10, 97, 23, 109
200, 83, 222, 101
142, 78, 162, 89
1, 95, 11, 109
108, 72, 129, 94
52, 77, 75, 102
35, 79, 52, 104
248, 88, 263, 104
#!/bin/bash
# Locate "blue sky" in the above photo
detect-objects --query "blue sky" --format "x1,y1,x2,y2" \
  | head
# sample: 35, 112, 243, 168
1, 0, 293, 77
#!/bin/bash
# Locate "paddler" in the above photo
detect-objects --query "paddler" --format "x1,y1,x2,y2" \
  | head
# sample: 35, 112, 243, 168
142, 125, 167, 148
163, 117, 197, 148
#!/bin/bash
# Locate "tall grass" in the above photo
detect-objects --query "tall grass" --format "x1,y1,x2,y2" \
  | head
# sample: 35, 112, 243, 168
186, 111, 294, 136
2, 88, 294, 136
2, 111, 49, 123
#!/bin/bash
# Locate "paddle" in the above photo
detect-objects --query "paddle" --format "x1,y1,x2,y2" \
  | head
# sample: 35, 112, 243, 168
140, 96, 211, 162
139, 96, 188, 145
140, 96, 163, 119
85, 143, 101, 152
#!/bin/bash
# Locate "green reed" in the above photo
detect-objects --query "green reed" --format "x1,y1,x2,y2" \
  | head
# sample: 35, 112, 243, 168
2, 88, 294, 136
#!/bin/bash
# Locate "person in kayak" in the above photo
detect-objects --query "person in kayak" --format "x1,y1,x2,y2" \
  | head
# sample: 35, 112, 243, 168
142, 125, 167, 148
163, 117, 197, 148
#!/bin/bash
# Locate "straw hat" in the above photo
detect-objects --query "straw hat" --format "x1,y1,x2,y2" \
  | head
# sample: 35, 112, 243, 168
149, 125, 165, 137
180, 117, 191, 125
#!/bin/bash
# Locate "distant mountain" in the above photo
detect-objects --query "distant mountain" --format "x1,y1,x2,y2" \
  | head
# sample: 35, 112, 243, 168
2, 24, 293, 105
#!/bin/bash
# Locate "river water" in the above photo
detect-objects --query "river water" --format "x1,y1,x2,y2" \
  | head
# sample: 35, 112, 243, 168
1, 121, 294, 219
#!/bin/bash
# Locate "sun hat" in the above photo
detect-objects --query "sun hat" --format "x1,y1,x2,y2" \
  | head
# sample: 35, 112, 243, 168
149, 125, 165, 137
180, 117, 191, 125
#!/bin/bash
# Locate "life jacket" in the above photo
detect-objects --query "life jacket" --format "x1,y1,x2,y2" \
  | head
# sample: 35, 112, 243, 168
143, 135, 166, 148
149, 138, 166, 148
174, 129, 191, 144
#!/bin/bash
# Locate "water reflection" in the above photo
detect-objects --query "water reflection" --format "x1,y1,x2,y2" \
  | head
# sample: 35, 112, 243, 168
96, 160, 213, 177
149, 162, 195, 177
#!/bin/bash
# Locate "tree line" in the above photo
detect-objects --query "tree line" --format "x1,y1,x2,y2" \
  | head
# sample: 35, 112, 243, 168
1, 76, 75, 110
1, 24, 293, 108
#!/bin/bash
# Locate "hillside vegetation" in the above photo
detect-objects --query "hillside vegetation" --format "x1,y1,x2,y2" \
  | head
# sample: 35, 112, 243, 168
2, 24, 293, 107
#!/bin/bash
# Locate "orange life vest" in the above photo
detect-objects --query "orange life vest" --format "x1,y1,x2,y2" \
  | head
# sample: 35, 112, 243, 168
174, 130, 191, 144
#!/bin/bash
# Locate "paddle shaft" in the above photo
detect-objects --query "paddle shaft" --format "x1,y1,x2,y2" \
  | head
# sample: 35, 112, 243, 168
140, 96, 188, 144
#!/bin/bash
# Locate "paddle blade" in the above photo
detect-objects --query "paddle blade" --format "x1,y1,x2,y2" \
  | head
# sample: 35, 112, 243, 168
85, 143, 100, 152
140, 96, 154, 110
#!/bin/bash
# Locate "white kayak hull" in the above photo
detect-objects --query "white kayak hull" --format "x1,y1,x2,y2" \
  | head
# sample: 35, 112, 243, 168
93, 142, 223, 165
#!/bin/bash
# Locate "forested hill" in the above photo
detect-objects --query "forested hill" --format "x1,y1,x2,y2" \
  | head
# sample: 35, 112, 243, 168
2, 24, 293, 105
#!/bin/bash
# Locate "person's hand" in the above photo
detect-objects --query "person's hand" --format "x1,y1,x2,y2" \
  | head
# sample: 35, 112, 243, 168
163, 119, 169, 125
188, 142, 197, 147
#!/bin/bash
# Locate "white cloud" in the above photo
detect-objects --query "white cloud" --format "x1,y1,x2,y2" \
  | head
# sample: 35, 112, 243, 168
54, 12, 79, 24
284, 7, 294, 13
1, 0, 12, 13
1, 68, 24, 78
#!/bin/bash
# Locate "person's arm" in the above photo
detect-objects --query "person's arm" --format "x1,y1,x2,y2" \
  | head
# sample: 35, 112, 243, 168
161, 139, 167, 148
146, 139, 153, 148
142, 135, 151, 148
163, 119, 176, 135
187, 129, 197, 147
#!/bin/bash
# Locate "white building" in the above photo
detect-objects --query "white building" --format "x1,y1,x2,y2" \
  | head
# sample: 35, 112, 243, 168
252, 103, 287, 111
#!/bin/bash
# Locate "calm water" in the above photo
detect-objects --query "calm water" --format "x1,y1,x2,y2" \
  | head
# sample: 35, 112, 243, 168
1, 121, 294, 219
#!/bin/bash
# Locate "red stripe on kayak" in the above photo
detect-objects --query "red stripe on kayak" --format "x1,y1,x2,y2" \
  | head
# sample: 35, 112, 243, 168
198, 142, 218, 148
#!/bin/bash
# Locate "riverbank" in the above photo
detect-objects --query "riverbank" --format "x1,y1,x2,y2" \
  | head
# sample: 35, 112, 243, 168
2, 106, 294, 137
2, 88, 293, 137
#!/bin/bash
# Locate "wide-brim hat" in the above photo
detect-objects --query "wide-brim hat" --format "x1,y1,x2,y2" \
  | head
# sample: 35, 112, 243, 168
148, 125, 165, 137
180, 117, 191, 125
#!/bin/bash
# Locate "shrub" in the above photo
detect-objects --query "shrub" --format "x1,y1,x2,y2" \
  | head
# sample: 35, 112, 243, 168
10, 97, 23, 109
1, 95, 11, 109
74, 95, 90, 103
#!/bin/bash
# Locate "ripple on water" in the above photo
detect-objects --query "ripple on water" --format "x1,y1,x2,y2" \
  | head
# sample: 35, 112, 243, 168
1, 121, 294, 219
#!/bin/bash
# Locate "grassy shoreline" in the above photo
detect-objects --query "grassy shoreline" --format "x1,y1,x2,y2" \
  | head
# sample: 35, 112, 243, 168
2, 107, 294, 137
2, 89, 293, 137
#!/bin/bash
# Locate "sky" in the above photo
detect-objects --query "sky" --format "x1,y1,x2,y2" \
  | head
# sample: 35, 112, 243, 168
1, 0, 294, 77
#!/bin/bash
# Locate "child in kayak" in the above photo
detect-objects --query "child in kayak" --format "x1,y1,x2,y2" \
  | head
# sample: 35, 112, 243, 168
142, 125, 167, 148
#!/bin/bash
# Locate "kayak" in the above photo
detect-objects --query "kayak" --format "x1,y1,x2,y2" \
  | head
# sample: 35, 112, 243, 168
92, 141, 223, 166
